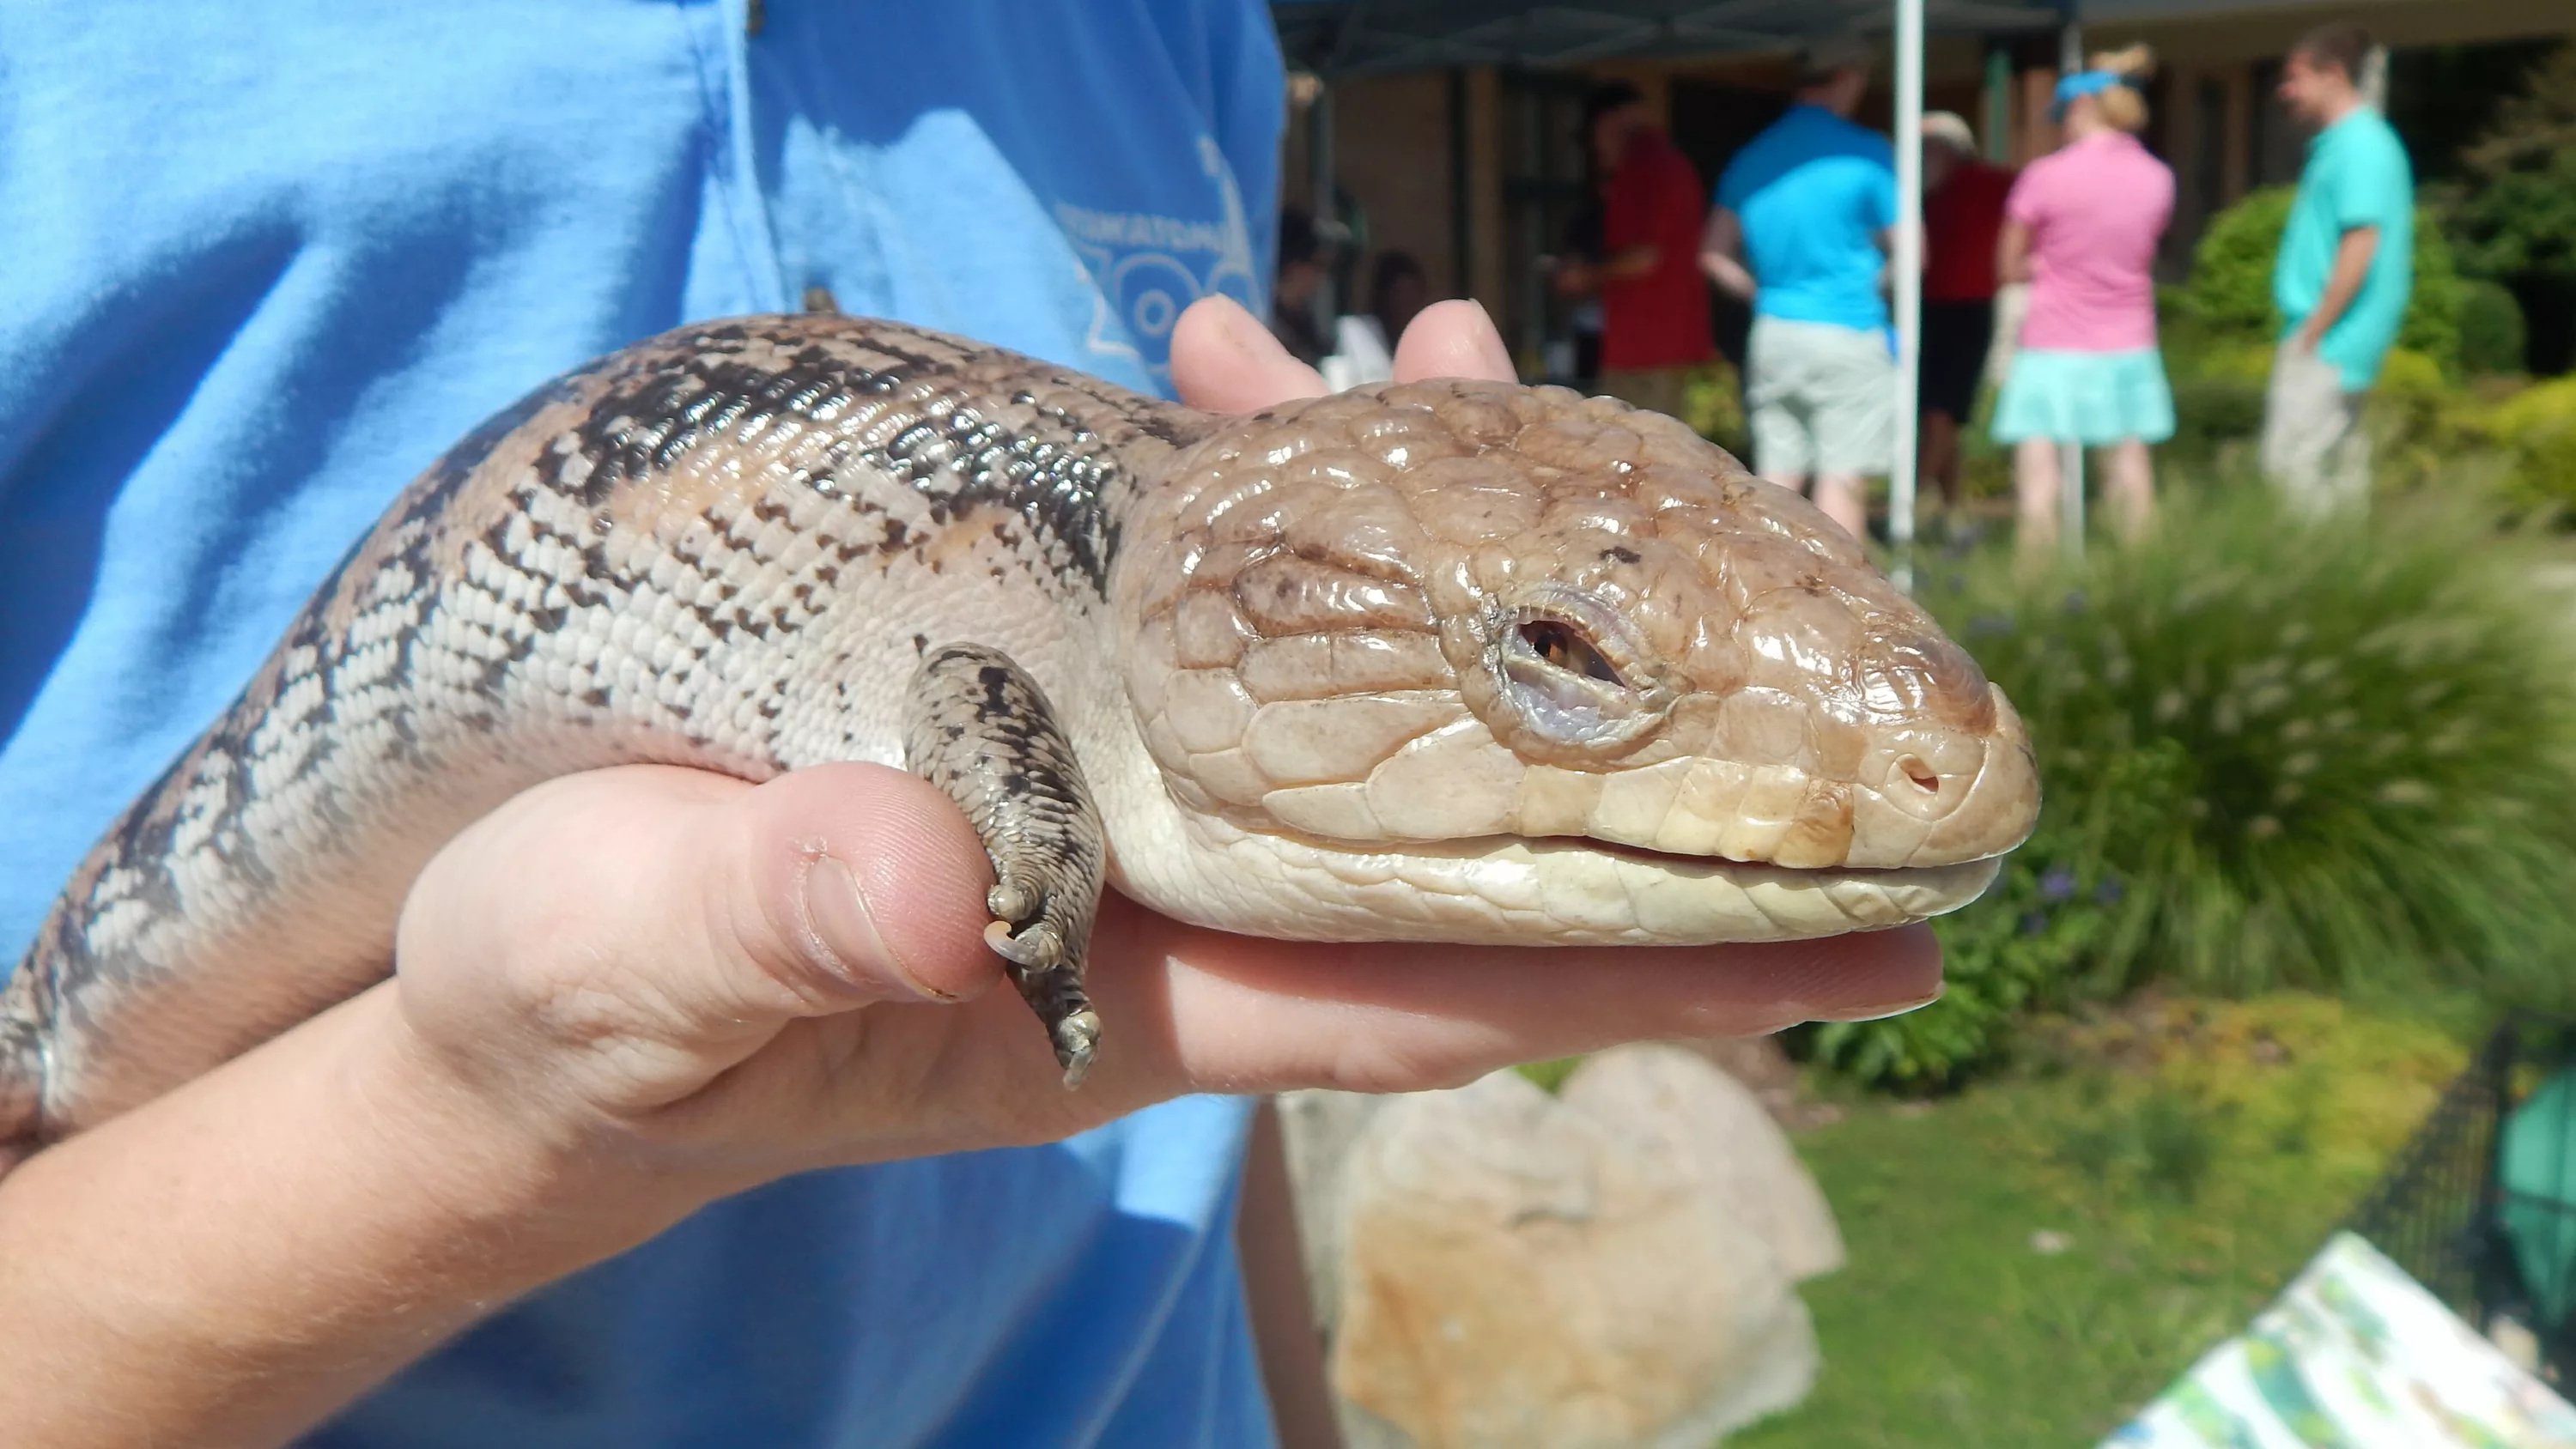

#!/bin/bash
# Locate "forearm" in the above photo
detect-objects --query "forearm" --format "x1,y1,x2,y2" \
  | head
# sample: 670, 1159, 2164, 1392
1698, 208, 1754, 302
1996, 221, 2032, 285
0, 984, 684, 1449
1699, 251, 1755, 300
1602, 244, 1659, 282
2300, 227, 2378, 340
1237, 1097, 1342, 1449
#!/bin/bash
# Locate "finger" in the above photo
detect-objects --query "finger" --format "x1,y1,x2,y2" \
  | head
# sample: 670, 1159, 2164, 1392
862, 898, 1942, 1125
1124, 915, 1942, 1095
1390, 299, 1517, 385
1170, 294, 1327, 414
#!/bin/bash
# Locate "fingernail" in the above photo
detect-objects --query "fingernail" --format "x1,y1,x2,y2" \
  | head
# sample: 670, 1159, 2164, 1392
1203, 294, 1270, 356
804, 854, 951, 1001
1820, 986, 1946, 1023
1463, 301, 1514, 370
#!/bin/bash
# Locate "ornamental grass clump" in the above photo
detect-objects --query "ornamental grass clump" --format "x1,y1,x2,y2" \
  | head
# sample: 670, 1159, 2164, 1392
1814, 488, 2576, 1086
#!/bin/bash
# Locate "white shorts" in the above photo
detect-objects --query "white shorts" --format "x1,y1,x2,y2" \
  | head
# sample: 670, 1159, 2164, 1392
1746, 317, 1894, 479
2260, 342, 2371, 514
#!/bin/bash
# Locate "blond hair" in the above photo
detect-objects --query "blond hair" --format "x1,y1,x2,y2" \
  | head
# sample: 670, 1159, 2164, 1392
2089, 44, 2157, 132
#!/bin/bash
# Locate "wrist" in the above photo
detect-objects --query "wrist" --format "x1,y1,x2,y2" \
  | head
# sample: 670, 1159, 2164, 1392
355, 985, 713, 1266
0, 985, 709, 1447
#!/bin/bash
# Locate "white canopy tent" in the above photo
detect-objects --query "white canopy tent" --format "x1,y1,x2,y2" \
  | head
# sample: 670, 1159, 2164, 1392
1273, 0, 2081, 581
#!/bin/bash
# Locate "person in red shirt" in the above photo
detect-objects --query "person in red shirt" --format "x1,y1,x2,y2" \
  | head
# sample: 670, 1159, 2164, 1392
1556, 82, 1715, 420
1917, 111, 2015, 522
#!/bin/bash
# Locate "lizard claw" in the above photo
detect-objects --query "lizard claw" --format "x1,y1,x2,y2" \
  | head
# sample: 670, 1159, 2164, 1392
983, 919, 1063, 970
987, 881, 1036, 925
1054, 1009, 1101, 1089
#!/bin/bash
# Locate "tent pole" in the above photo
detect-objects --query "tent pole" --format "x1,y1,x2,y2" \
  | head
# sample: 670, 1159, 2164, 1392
1890, 0, 1925, 591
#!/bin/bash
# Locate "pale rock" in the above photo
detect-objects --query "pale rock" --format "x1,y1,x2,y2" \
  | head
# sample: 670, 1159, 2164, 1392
1563, 1046, 1844, 1282
1310, 1046, 1832, 1449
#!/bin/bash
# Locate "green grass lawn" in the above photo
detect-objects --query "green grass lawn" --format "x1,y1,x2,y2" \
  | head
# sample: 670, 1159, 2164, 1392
1731, 992, 2476, 1449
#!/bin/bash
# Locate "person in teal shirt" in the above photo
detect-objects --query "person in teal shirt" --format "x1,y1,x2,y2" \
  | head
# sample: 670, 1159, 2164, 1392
2262, 21, 2414, 512
1699, 37, 1897, 543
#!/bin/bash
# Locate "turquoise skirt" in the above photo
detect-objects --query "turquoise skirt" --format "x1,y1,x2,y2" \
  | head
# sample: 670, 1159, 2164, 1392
1991, 347, 2176, 446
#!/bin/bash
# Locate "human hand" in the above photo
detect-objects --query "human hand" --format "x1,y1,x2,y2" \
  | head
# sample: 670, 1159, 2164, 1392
379, 294, 1942, 1245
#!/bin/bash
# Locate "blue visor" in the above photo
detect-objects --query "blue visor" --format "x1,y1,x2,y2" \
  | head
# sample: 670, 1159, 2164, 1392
2051, 70, 2121, 118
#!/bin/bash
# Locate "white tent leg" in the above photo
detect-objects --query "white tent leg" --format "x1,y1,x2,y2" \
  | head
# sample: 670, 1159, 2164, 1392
1889, 0, 1925, 591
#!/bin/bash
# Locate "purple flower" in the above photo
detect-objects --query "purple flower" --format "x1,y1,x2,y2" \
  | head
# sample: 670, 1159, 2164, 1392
1969, 613, 2013, 639
2063, 589, 2088, 615
2039, 867, 2077, 903
2020, 911, 2050, 937
2095, 876, 2126, 906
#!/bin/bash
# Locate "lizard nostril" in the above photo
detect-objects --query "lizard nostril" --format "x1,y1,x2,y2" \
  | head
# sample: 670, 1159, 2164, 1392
1898, 756, 1940, 794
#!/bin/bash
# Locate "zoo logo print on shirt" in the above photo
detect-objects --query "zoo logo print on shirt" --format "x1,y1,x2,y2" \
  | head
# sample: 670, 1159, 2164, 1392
1054, 136, 1261, 387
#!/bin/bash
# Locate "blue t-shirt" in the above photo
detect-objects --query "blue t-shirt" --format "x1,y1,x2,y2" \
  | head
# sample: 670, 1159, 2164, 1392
1714, 105, 1897, 332
0, 2, 1284, 1445
2274, 106, 2415, 391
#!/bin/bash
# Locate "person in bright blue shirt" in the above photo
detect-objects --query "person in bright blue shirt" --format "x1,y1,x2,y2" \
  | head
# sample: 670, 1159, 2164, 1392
2262, 20, 2415, 513
1699, 38, 1896, 543
0, 5, 1937, 1446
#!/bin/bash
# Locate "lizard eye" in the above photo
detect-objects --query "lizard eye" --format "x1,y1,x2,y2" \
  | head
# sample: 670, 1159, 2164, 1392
1485, 588, 1671, 755
1517, 619, 1623, 686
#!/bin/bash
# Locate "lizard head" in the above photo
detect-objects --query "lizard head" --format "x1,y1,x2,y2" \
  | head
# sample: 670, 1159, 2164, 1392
1108, 378, 2038, 946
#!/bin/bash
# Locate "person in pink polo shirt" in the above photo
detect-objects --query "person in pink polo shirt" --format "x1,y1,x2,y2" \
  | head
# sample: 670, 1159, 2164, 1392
1991, 45, 2175, 557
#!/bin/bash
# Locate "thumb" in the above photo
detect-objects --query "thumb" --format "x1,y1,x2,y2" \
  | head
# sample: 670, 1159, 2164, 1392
394, 762, 1005, 1114
723, 762, 1004, 1020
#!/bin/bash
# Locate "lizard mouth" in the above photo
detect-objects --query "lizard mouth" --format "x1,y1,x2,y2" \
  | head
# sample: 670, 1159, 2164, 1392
1188, 825, 2002, 946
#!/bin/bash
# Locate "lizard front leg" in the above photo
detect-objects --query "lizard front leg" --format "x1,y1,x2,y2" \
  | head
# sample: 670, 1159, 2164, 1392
903, 644, 1107, 1088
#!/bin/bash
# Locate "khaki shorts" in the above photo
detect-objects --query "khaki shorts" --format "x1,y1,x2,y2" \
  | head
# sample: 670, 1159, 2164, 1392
1747, 317, 1893, 478
2261, 342, 2370, 513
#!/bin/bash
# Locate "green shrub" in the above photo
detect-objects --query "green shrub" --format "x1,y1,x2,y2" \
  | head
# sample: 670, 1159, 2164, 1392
1962, 490, 2576, 998
1818, 489, 2576, 1087
2166, 377, 2267, 465
1811, 746, 2180, 1088
2174, 188, 2465, 379
2362, 347, 2480, 494
2407, 223, 2466, 380
2445, 44, 2576, 286
1680, 359, 1749, 459
2458, 277, 2530, 375
2476, 377, 2576, 519
2177, 189, 2294, 342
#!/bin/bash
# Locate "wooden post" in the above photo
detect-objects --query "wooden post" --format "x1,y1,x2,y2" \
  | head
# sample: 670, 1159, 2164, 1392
2017, 65, 2057, 167
2220, 65, 2252, 204
1465, 68, 1509, 326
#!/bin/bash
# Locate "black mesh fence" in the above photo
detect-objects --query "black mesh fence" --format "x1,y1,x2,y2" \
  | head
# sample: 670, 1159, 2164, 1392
2344, 1012, 2576, 1382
